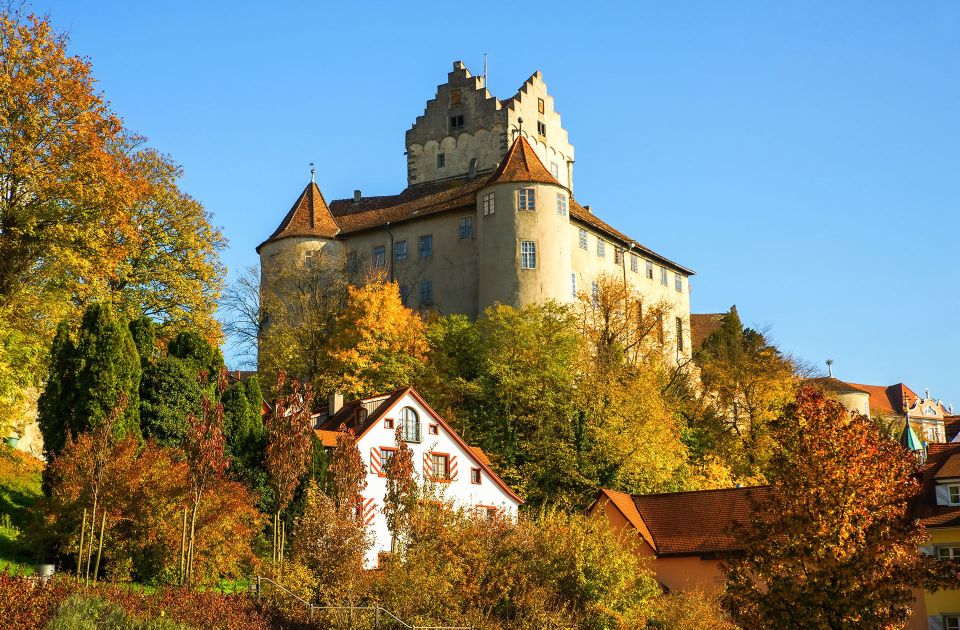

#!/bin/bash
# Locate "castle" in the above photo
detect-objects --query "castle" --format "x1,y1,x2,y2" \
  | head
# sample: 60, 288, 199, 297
258, 61, 694, 358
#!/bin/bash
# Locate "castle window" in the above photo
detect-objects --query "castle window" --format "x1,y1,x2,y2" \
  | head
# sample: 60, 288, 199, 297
303, 250, 315, 268
459, 216, 473, 239
482, 192, 496, 216
538, 97, 545, 114
450, 114, 464, 131
591, 281, 599, 307
571, 273, 577, 298
437, 153, 445, 168
372, 245, 385, 269
579, 229, 588, 250
400, 407, 420, 442
614, 249, 623, 265
450, 89, 461, 106
394, 240, 408, 262
420, 280, 434, 306
537, 121, 547, 137
675, 273, 683, 292
676, 317, 685, 352
550, 162, 559, 179
646, 260, 654, 279
630, 254, 638, 273
556, 193, 567, 216
520, 241, 537, 270
661, 267, 668, 286
597, 240, 605, 258
419, 235, 433, 258
519, 188, 536, 211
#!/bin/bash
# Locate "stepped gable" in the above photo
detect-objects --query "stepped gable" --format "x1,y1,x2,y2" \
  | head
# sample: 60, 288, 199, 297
487, 134, 563, 188
257, 181, 339, 252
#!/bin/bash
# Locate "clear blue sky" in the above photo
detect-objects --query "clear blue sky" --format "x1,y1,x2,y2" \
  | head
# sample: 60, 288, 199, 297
34, 1, 960, 404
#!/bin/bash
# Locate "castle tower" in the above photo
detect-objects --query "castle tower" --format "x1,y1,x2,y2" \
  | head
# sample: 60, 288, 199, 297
476, 135, 572, 311
256, 177, 343, 288
406, 62, 575, 191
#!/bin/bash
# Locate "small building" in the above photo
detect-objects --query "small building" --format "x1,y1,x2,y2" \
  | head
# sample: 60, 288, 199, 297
588, 486, 766, 592
313, 386, 522, 567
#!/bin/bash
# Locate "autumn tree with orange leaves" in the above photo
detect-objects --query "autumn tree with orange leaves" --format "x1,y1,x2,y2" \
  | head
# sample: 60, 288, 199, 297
723, 386, 960, 628
382, 427, 417, 553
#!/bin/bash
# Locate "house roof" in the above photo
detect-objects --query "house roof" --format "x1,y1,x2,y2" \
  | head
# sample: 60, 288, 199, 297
257, 181, 339, 252
487, 135, 564, 188
846, 382, 918, 416
315, 386, 523, 504
690, 312, 727, 350
912, 443, 960, 528
946, 416, 960, 442
807, 377, 870, 397
594, 485, 769, 556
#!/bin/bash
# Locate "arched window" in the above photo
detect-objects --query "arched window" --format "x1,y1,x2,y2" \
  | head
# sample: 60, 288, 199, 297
400, 407, 420, 442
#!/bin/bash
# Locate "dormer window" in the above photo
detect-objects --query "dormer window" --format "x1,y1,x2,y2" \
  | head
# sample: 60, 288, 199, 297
400, 407, 420, 442
951, 485, 960, 505
450, 114, 464, 131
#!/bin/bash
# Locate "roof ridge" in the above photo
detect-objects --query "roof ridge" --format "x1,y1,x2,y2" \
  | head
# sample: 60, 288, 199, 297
257, 180, 340, 252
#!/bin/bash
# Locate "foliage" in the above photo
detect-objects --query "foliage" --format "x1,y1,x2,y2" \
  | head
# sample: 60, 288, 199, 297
646, 590, 737, 630
264, 371, 314, 516
139, 356, 205, 446
0, 573, 273, 630
723, 386, 960, 628
0, 448, 43, 573
382, 426, 418, 552
289, 481, 369, 605
327, 425, 367, 514
47, 594, 181, 630
38, 303, 141, 459
684, 306, 798, 479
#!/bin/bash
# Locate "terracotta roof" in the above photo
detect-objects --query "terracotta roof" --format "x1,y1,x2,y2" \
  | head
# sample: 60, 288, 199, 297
258, 181, 340, 252
807, 377, 870, 397
487, 135, 564, 187
846, 382, 918, 416
314, 429, 340, 448
469, 446, 491, 466
690, 312, 726, 350
630, 486, 769, 556
946, 416, 960, 442
912, 443, 960, 528
934, 453, 960, 480
593, 488, 656, 550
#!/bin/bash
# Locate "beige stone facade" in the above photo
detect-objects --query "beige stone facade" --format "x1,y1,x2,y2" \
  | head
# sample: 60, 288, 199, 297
258, 61, 694, 359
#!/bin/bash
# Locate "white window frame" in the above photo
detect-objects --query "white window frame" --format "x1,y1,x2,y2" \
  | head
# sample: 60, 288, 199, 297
950, 484, 960, 505
597, 240, 605, 258
630, 254, 638, 273
482, 192, 495, 216
400, 407, 420, 442
938, 546, 960, 560
660, 267, 668, 286
550, 162, 559, 178
372, 245, 386, 269
556, 192, 567, 216
675, 273, 683, 292
519, 188, 536, 211
579, 229, 588, 250
646, 260, 654, 279
520, 240, 537, 270
946, 615, 960, 630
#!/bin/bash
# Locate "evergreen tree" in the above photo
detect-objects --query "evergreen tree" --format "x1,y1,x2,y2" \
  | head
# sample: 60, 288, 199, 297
167, 330, 224, 379
38, 303, 141, 458
128, 316, 158, 368
38, 321, 78, 457
139, 356, 204, 446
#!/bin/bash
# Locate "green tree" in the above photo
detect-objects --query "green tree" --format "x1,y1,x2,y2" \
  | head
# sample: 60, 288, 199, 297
139, 356, 204, 446
38, 303, 141, 458
723, 386, 959, 628
128, 315, 158, 368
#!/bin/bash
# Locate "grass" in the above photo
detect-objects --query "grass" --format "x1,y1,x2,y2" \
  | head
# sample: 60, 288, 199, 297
0, 446, 43, 574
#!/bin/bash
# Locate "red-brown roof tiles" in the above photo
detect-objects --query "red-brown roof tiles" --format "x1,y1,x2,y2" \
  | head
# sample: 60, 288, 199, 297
257, 182, 340, 252
487, 135, 564, 188
912, 443, 960, 528
846, 382, 918, 416
690, 312, 727, 350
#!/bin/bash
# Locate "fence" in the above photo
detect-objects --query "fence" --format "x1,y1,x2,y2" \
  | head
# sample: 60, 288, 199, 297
252, 575, 473, 630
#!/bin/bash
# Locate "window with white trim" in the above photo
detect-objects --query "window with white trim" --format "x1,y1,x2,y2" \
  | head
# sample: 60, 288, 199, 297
950, 484, 960, 505
646, 260, 654, 279
938, 546, 960, 560
947, 616, 960, 630
519, 188, 536, 211
675, 273, 683, 292
630, 254, 638, 273
597, 240, 605, 258
520, 241, 537, 270
482, 192, 495, 215
556, 193, 567, 216
459, 216, 473, 239
579, 229, 588, 250
400, 407, 420, 442
660, 267, 668, 286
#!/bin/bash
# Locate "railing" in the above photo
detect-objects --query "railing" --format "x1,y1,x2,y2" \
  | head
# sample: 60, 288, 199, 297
252, 576, 472, 629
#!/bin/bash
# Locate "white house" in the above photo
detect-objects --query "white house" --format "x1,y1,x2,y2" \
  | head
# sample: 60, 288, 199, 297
313, 386, 523, 567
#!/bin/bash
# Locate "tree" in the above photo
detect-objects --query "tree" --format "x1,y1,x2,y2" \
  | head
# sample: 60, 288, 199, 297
382, 427, 417, 552
128, 315, 158, 368
723, 386, 959, 628
685, 306, 799, 479
326, 280, 429, 398
138, 356, 204, 445
38, 303, 141, 458
327, 425, 367, 516
182, 370, 230, 585
264, 371, 314, 578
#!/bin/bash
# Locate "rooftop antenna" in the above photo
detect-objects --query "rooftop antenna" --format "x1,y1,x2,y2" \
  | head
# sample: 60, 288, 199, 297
309, 162, 315, 183
825, 359, 833, 378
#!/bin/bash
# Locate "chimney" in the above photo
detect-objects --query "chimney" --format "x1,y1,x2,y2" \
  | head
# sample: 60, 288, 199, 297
329, 391, 344, 415
353, 189, 362, 202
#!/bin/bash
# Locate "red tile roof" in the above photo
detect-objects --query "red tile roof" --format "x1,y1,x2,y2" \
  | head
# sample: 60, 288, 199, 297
912, 443, 960, 528
690, 312, 727, 350
487, 135, 564, 188
257, 182, 339, 252
807, 377, 870, 397
945, 415, 960, 442
846, 382, 918, 416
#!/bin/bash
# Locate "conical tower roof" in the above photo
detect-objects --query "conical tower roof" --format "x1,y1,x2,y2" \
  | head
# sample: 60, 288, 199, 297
487, 134, 566, 189
901, 416, 923, 452
257, 181, 340, 252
